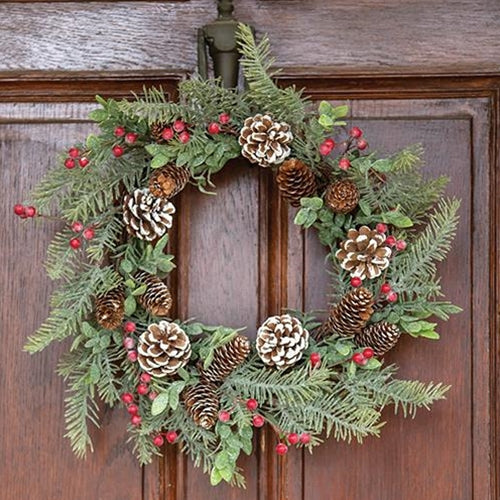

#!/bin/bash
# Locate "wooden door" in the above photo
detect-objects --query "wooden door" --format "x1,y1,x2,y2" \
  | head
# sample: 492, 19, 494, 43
1, 2, 499, 500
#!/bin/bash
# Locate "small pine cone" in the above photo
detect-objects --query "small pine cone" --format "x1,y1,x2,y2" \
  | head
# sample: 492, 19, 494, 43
256, 314, 309, 369
336, 226, 392, 280
276, 159, 318, 207
183, 382, 220, 429
199, 335, 251, 383
135, 271, 173, 317
137, 320, 191, 377
321, 287, 374, 339
325, 180, 360, 214
122, 188, 175, 241
238, 114, 293, 168
150, 122, 167, 142
355, 322, 402, 356
149, 165, 190, 199
95, 284, 125, 330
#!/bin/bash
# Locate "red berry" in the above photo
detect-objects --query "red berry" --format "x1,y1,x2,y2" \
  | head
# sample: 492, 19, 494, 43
246, 398, 258, 411
148, 391, 158, 401
71, 221, 84, 232
112, 145, 124, 157
24, 206, 36, 218
153, 435, 164, 447
123, 337, 135, 350
121, 393, 134, 405
64, 158, 76, 169
127, 404, 139, 415
357, 139, 368, 150
339, 157, 351, 170
387, 291, 398, 303
376, 223, 388, 234
218, 410, 231, 423
396, 240, 407, 251
13, 204, 25, 216
82, 227, 95, 240
309, 352, 321, 367
140, 373, 152, 383
381, 283, 392, 294
79, 157, 89, 168
127, 350, 138, 362
68, 147, 80, 158
219, 113, 231, 124
386, 235, 397, 246
137, 383, 149, 396
350, 277, 362, 288
123, 321, 136, 333
352, 352, 367, 366
165, 430, 178, 444
324, 138, 335, 148
319, 141, 333, 156
178, 131, 190, 144
299, 433, 311, 445
125, 132, 138, 144
173, 120, 185, 132
349, 127, 363, 139
252, 415, 265, 428
276, 443, 288, 456
363, 348, 374, 359
114, 126, 126, 137
207, 122, 221, 134
69, 237, 81, 250
287, 433, 299, 445
161, 127, 174, 141
131, 414, 142, 426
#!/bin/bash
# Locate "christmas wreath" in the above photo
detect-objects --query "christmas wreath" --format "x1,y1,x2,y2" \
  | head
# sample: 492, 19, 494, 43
18, 25, 461, 487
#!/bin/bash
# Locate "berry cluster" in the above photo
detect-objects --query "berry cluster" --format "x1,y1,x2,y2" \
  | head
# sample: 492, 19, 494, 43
155, 120, 191, 144
112, 126, 139, 158
64, 147, 90, 169
207, 112, 232, 135
152, 430, 178, 447
122, 321, 139, 362
318, 127, 368, 171
352, 347, 374, 366
69, 221, 95, 250
13, 204, 36, 219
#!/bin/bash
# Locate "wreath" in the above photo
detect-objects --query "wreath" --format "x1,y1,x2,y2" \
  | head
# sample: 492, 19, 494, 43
18, 25, 461, 488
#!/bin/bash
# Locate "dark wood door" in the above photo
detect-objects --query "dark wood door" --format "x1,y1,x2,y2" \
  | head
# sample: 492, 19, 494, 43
1, 2, 499, 500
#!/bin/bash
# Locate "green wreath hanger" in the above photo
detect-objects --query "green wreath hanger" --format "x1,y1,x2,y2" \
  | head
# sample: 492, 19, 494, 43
17, 25, 462, 488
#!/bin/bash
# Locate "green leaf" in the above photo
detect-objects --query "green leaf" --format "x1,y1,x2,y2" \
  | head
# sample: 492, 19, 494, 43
215, 451, 230, 469
217, 423, 231, 439
363, 358, 382, 370
347, 361, 356, 376
131, 284, 147, 296
157, 257, 176, 273
86, 134, 100, 150
241, 437, 253, 455
124, 295, 137, 315
335, 342, 351, 356
331, 105, 349, 118
371, 159, 392, 173
81, 322, 96, 338
153, 234, 169, 257
151, 392, 170, 416
89, 362, 100, 383
210, 468, 223, 486
300, 197, 323, 210
125, 278, 136, 289
88, 109, 108, 122
294, 208, 309, 226
318, 101, 333, 115
381, 210, 414, 228
120, 259, 134, 275
419, 330, 440, 339
151, 153, 169, 169
303, 210, 318, 228
219, 467, 233, 482
318, 114, 334, 129
358, 199, 372, 216
238, 424, 253, 440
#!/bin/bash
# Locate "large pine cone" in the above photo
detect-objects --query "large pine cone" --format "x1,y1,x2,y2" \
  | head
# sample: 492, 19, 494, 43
122, 188, 175, 241
256, 314, 309, 369
238, 114, 293, 168
95, 284, 125, 330
137, 321, 191, 377
135, 271, 173, 317
199, 334, 251, 383
355, 322, 402, 356
183, 382, 220, 429
276, 159, 318, 207
335, 226, 392, 280
149, 165, 190, 199
320, 287, 374, 339
325, 180, 360, 214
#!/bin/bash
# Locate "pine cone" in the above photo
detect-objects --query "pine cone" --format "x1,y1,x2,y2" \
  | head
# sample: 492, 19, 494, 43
135, 271, 173, 317
238, 114, 293, 168
276, 159, 318, 206
256, 314, 309, 369
137, 321, 191, 377
199, 335, 251, 383
335, 226, 392, 280
183, 382, 220, 429
122, 188, 175, 241
355, 322, 402, 356
150, 122, 167, 142
149, 165, 190, 199
95, 284, 125, 330
325, 180, 360, 214
320, 287, 374, 339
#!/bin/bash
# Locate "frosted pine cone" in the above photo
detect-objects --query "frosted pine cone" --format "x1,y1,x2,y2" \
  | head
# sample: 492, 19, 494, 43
325, 180, 360, 214
256, 314, 309, 369
137, 321, 191, 377
135, 271, 173, 317
239, 114, 293, 168
336, 226, 392, 280
122, 188, 175, 241
355, 322, 402, 356
183, 382, 220, 429
95, 284, 125, 330
276, 158, 318, 206
149, 165, 190, 199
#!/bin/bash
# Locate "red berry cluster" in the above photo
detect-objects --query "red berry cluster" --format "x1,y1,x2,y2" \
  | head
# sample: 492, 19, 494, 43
68, 221, 95, 250
152, 430, 178, 447
156, 120, 191, 144
319, 138, 335, 156
352, 347, 374, 366
309, 352, 321, 368
112, 126, 139, 158
64, 147, 90, 169
380, 282, 398, 303
207, 112, 231, 135
318, 127, 368, 170
122, 321, 139, 362
13, 204, 36, 219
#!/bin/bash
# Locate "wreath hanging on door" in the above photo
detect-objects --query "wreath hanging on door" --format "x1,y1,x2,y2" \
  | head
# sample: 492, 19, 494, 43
17, 25, 461, 487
